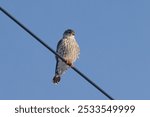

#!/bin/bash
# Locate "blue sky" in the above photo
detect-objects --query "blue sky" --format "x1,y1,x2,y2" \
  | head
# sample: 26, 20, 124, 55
0, 0, 150, 100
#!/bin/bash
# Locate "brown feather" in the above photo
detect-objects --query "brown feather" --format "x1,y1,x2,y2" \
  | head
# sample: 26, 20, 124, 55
53, 75, 61, 84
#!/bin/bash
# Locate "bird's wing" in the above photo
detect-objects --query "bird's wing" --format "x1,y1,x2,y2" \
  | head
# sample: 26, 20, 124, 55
55, 39, 63, 73
55, 39, 63, 59
56, 39, 63, 52
55, 38, 69, 75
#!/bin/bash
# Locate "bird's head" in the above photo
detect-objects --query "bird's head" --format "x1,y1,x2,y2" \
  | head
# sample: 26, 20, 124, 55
63, 29, 75, 37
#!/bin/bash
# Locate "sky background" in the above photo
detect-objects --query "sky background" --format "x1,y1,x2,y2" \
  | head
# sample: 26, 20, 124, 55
0, 0, 150, 100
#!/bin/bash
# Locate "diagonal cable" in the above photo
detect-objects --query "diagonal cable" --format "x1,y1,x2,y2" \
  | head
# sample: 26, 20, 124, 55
0, 6, 114, 100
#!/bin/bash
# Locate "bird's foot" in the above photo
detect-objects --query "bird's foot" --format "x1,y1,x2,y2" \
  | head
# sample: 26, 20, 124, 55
65, 59, 73, 66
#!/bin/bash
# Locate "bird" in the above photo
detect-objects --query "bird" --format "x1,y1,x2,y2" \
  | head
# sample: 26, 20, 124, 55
53, 29, 80, 84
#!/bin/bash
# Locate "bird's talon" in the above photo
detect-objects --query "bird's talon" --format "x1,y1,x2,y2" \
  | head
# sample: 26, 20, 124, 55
66, 60, 73, 66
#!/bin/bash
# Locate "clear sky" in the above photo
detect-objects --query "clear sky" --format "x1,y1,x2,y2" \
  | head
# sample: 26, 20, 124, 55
0, 0, 150, 100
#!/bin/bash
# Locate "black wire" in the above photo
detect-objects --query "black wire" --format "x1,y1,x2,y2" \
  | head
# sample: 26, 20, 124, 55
0, 6, 114, 100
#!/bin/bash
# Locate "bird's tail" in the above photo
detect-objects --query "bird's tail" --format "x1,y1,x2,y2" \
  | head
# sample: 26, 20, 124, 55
53, 75, 61, 84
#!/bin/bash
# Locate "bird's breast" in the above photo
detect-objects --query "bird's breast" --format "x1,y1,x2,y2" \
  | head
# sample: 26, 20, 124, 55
63, 38, 80, 62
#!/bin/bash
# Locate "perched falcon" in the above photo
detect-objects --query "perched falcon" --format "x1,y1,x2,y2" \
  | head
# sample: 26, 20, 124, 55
53, 29, 80, 84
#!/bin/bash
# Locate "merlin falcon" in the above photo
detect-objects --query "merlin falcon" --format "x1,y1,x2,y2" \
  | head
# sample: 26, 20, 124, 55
53, 29, 80, 84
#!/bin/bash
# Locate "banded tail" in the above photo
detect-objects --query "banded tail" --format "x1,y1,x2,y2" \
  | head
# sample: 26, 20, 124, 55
53, 75, 61, 84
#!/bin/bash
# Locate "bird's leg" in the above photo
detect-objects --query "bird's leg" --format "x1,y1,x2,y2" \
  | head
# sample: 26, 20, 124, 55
67, 60, 73, 66
65, 59, 73, 66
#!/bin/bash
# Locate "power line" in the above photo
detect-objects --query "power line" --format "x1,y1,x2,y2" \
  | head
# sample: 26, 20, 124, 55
0, 6, 114, 100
